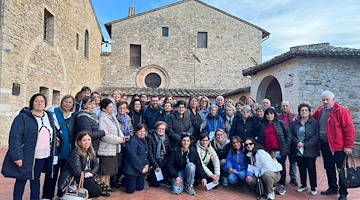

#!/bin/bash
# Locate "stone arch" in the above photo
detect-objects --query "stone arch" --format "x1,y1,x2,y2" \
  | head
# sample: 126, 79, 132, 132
136, 65, 169, 88
256, 76, 282, 111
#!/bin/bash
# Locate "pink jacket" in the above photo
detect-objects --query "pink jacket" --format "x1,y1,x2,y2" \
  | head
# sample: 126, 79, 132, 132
312, 102, 355, 152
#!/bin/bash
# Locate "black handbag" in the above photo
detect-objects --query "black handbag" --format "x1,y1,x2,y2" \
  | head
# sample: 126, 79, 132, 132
338, 154, 360, 188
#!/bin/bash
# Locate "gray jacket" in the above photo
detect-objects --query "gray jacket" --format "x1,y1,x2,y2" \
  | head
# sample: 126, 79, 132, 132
98, 111, 125, 156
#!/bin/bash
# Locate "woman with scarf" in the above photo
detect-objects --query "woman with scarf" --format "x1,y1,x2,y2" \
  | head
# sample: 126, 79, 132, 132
146, 121, 171, 187
123, 124, 152, 193
196, 133, 220, 187
42, 95, 77, 199
76, 96, 109, 153
98, 98, 126, 190
115, 101, 133, 185
223, 105, 236, 135
211, 129, 231, 185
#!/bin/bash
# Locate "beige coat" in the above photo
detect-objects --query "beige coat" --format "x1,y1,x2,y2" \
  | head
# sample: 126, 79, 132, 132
196, 141, 220, 177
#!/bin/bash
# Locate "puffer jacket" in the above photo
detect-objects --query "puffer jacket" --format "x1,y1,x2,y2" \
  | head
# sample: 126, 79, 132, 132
205, 114, 226, 133
76, 109, 105, 152
229, 115, 258, 141
290, 117, 320, 158
58, 148, 99, 191
2, 107, 56, 180
312, 102, 355, 152
226, 150, 253, 177
168, 110, 194, 145
257, 120, 291, 155
98, 111, 125, 156
146, 130, 171, 167
196, 141, 220, 177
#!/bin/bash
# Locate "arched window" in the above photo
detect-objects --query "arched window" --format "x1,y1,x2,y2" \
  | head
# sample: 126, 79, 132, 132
84, 30, 89, 58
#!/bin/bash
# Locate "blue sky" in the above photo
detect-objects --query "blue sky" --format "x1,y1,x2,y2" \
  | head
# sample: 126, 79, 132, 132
92, 0, 360, 61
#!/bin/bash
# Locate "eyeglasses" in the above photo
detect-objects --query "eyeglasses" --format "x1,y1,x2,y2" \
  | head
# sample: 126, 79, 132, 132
201, 139, 209, 142
34, 100, 46, 104
157, 128, 166, 131
244, 142, 254, 147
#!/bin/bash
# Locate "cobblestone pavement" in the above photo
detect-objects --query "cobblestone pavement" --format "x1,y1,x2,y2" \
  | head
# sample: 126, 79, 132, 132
1, 148, 359, 200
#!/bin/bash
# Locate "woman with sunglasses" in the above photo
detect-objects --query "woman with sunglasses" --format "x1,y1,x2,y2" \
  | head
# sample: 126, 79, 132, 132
226, 136, 252, 191
244, 138, 282, 200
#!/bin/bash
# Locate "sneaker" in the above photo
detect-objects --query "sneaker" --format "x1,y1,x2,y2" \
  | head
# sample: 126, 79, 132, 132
267, 192, 275, 200
321, 188, 338, 195
310, 190, 317, 196
290, 178, 298, 186
185, 184, 196, 195
296, 187, 308, 192
160, 182, 172, 188
222, 177, 229, 186
277, 185, 286, 195
143, 181, 149, 189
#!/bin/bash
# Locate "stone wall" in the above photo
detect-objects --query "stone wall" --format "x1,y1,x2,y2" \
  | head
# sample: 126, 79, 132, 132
249, 56, 360, 156
0, 0, 103, 146
101, 0, 263, 90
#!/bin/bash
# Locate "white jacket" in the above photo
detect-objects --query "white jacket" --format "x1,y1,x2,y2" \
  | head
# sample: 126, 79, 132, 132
97, 111, 124, 156
196, 141, 220, 177
247, 149, 282, 176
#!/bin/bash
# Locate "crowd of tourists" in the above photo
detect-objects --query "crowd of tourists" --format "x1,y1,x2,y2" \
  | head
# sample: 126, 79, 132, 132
1, 87, 355, 200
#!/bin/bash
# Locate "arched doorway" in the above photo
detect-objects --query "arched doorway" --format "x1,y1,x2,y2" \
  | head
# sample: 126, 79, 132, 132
256, 76, 282, 112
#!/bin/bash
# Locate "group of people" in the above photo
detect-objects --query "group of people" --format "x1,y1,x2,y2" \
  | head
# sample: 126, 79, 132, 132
1, 87, 355, 200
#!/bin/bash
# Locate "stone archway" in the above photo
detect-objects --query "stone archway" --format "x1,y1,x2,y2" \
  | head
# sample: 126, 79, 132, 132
256, 76, 282, 111
136, 65, 169, 88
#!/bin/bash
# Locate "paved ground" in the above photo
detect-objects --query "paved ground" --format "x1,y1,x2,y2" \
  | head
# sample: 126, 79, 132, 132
1, 147, 360, 200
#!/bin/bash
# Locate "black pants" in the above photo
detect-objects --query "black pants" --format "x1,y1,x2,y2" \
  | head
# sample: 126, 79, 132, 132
42, 158, 67, 199
147, 160, 168, 187
276, 154, 287, 186
82, 176, 102, 198
13, 158, 45, 200
297, 156, 317, 190
321, 142, 347, 195
124, 174, 145, 193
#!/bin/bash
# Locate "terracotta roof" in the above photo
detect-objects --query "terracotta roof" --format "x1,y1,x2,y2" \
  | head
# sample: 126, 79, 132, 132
243, 43, 360, 76
222, 86, 251, 97
104, 0, 269, 39
96, 87, 231, 98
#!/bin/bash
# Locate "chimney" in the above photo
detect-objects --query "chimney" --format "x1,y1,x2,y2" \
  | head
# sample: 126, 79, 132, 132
128, 6, 136, 17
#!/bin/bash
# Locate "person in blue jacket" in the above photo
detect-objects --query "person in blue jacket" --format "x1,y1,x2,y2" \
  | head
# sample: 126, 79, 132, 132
206, 104, 226, 136
1, 93, 56, 200
123, 123, 153, 193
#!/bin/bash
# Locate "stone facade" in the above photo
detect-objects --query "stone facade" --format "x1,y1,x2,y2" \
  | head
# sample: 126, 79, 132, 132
101, 0, 268, 91
241, 43, 360, 156
0, 0, 103, 146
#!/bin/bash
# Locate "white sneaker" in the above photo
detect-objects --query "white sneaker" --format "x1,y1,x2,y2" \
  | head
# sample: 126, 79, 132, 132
296, 187, 308, 192
310, 190, 317, 195
267, 192, 275, 200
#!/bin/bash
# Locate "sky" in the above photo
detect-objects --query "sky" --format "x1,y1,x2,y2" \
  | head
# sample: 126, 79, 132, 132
92, 0, 360, 61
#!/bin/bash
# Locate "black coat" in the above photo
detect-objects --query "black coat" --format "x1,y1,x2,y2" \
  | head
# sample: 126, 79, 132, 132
257, 120, 291, 155
58, 148, 99, 191
167, 146, 207, 179
167, 110, 194, 146
1, 108, 56, 180
76, 110, 105, 152
211, 142, 231, 161
146, 130, 171, 168
128, 109, 144, 127
123, 134, 151, 176
290, 117, 320, 158
229, 116, 258, 141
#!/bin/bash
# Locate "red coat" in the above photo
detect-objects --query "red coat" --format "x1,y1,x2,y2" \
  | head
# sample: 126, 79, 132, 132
312, 102, 355, 152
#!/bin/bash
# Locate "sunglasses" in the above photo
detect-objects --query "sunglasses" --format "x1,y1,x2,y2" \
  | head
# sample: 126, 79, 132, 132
244, 142, 254, 147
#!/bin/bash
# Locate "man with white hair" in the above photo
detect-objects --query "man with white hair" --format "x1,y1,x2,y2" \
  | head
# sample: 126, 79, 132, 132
312, 90, 355, 200
216, 96, 225, 117
278, 101, 298, 186
262, 98, 271, 109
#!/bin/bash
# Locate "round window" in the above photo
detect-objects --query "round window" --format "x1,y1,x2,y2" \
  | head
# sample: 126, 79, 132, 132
145, 73, 162, 88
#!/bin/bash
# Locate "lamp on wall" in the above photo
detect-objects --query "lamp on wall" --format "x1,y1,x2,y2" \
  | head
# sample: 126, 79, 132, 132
102, 41, 111, 47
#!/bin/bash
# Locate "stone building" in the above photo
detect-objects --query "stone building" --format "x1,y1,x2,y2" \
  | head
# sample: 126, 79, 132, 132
99, 0, 269, 96
228, 43, 359, 156
0, 0, 103, 146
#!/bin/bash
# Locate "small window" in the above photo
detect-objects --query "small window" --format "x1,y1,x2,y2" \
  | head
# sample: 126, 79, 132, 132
52, 90, 60, 105
39, 87, 49, 99
76, 33, 79, 50
130, 44, 141, 66
43, 9, 54, 45
197, 32, 208, 48
162, 27, 169, 37
84, 30, 89, 58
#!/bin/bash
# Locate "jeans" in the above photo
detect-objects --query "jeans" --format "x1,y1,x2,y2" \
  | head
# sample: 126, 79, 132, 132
228, 170, 247, 184
172, 163, 196, 194
13, 158, 45, 200
288, 150, 297, 179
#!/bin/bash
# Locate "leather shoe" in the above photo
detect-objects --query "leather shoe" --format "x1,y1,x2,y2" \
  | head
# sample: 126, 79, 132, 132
338, 194, 347, 200
321, 188, 338, 195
